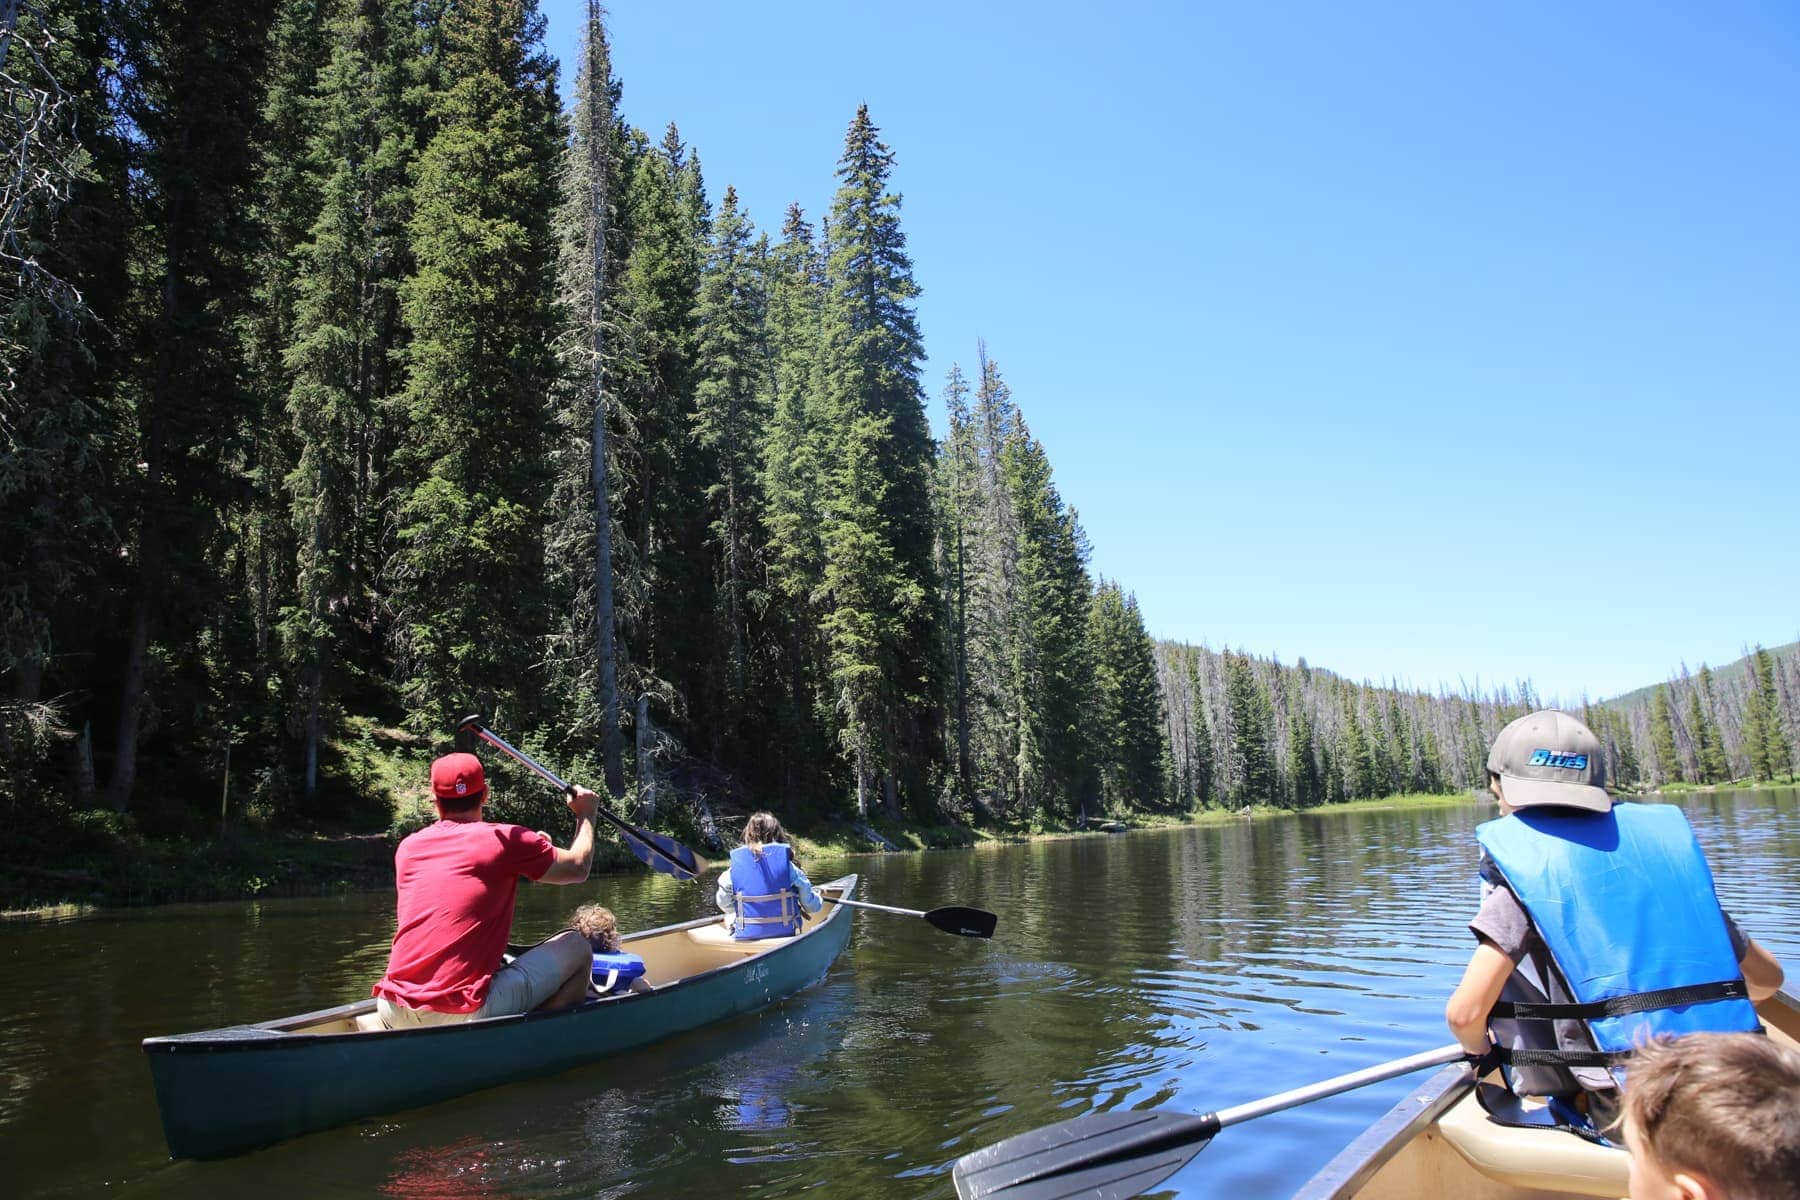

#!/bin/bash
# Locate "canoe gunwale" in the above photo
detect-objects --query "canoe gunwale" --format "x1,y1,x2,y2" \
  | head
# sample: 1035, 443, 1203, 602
1289, 1064, 1473, 1200
1293, 986, 1800, 1198
141, 873, 857, 1056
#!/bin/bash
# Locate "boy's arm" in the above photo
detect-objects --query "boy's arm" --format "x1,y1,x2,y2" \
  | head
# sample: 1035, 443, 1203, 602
1740, 938, 1785, 1004
1445, 941, 1513, 1055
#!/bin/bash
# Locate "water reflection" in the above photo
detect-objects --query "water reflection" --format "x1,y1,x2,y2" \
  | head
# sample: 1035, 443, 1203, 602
1, 789, 1794, 1199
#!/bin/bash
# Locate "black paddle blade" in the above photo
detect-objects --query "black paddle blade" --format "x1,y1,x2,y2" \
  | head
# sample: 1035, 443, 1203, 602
612, 817, 708, 882
926, 905, 998, 939
952, 1109, 1217, 1200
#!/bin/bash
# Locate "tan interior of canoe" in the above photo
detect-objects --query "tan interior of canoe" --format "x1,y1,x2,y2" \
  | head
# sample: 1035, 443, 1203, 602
1345, 999, 1800, 1200
286, 882, 849, 1037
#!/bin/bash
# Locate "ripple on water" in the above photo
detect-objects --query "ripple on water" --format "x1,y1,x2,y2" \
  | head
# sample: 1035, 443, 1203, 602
1, 790, 1795, 1200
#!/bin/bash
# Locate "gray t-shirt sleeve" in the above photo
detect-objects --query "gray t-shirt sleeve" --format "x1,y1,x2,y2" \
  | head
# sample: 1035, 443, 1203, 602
1722, 910, 1749, 960
1469, 886, 1532, 962
1471, 887, 1751, 963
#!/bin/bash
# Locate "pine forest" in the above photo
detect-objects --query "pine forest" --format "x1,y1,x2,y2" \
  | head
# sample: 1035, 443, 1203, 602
2, 1, 1796, 879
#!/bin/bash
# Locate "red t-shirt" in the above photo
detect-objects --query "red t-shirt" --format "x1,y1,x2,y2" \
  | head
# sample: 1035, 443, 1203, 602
372, 819, 556, 1013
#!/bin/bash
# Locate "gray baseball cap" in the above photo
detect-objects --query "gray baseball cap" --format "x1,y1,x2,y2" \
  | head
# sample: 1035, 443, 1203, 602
1486, 710, 1611, 813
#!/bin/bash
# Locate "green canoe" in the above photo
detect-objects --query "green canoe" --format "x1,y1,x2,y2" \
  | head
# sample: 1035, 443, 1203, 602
142, 873, 858, 1158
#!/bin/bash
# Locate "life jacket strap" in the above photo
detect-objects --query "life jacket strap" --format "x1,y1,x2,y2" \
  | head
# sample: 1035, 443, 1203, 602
1488, 978, 1748, 1022
1487, 1045, 1634, 1069
735, 889, 796, 926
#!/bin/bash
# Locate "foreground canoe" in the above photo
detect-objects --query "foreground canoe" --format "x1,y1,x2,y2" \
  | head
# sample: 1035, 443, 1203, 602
1296, 986, 1800, 1199
143, 874, 858, 1158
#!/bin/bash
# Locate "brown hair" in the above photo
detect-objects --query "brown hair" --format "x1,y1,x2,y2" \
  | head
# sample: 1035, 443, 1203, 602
741, 811, 789, 849
568, 904, 622, 954
1623, 1033, 1800, 1200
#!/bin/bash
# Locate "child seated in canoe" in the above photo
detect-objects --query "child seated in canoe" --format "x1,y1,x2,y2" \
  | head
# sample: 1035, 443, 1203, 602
1444, 711, 1784, 1136
715, 812, 822, 940
569, 904, 652, 995
1619, 1032, 1800, 1200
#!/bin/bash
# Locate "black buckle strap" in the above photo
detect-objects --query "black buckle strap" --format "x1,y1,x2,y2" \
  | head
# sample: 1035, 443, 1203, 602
1488, 978, 1747, 1022
1486, 1045, 1633, 1068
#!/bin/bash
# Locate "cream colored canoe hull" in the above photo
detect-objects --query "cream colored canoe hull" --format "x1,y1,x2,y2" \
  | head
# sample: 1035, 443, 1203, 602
1297, 988, 1800, 1200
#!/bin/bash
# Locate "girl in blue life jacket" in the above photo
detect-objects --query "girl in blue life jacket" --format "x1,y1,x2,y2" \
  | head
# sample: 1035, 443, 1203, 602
716, 812, 823, 940
569, 904, 651, 995
1444, 711, 1785, 1137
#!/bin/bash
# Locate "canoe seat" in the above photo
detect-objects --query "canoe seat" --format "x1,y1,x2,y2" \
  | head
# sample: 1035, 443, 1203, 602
1436, 1088, 1629, 1198
684, 921, 800, 954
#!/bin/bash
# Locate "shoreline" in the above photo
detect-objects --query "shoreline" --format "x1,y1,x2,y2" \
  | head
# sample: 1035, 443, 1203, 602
3, 790, 1486, 918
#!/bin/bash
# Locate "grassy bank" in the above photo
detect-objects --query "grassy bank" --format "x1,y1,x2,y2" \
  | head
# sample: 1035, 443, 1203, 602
1, 785, 1486, 917
1631, 778, 1797, 796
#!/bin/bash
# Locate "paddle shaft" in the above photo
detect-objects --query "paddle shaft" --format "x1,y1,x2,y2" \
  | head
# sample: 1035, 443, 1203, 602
462, 719, 644, 844
1212, 1043, 1467, 1128
824, 896, 927, 919
463, 721, 574, 793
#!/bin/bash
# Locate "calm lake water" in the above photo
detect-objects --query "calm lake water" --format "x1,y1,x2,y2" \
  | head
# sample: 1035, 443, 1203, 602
4, 789, 1796, 1199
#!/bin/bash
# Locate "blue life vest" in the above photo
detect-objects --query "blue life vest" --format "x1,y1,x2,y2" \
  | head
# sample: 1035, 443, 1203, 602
590, 951, 646, 994
1475, 802, 1759, 1096
730, 844, 799, 940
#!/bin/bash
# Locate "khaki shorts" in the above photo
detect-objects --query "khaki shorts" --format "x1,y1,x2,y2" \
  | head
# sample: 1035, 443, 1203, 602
378, 931, 589, 1028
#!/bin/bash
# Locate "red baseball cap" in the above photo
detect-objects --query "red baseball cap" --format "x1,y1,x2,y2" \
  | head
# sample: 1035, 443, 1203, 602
430, 752, 487, 803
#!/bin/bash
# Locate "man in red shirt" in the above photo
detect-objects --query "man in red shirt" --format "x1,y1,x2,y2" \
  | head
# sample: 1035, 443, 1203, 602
373, 752, 598, 1027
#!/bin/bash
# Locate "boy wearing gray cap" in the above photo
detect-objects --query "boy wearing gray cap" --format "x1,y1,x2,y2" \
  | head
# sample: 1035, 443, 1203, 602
1444, 710, 1785, 1137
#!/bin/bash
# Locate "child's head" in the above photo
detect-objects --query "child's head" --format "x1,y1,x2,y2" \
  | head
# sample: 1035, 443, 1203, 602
569, 904, 622, 954
742, 811, 788, 848
1622, 1033, 1800, 1200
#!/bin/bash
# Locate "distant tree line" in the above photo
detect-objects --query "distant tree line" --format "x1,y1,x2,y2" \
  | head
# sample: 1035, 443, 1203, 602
1156, 641, 1799, 809
0, 0, 1167, 842
1628, 646, 1797, 788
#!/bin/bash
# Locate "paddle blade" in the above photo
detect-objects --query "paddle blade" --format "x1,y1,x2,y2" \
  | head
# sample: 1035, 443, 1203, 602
952, 1109, 1217, 1200
926, 905, 998, 939
613, 818, 709, 882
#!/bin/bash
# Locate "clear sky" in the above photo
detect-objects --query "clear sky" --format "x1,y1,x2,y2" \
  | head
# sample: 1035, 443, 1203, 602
539, 1, 1799, 702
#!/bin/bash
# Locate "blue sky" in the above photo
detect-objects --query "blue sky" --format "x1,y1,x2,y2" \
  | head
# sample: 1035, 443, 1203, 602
539, 1, 1799, 702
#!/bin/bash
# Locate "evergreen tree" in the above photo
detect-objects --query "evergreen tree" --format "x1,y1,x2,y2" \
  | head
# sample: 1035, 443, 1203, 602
543, 0, 626, 792
282, 0, 419, 800
1689, 667, 1728, 784
755, 202, 830, 803
692, 184, 769, 753
1088, 583, 1164, 811
937, 363, 980, 800
1748, 646, 1792, 781
1286, 695, 1320, 808
1650, 684, 1682, 785
389, 0, 562, 731
812, 105, 939, 817
241, 0, 330, 711
107, 0, 276, 810
0, 0, 130, 747
1000, 410, 1095, 816
1187, 653, 1215, 806
1224, 653, 1275, 805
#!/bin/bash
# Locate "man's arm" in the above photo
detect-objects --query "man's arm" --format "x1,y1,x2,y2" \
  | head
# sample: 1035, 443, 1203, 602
539, 786, 598, 885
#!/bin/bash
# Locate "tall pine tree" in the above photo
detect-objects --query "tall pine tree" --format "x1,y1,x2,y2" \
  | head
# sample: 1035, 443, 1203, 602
813, 106, 939, 818
389, 0, 561, 731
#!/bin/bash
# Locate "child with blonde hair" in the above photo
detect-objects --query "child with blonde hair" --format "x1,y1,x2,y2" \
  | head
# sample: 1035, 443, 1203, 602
568, 903, 651, 995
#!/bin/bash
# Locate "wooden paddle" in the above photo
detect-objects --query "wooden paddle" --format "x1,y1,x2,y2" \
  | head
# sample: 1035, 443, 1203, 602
456, 715, 711, 882
950, 1043, 1469, 1200
823, 895, 998, 939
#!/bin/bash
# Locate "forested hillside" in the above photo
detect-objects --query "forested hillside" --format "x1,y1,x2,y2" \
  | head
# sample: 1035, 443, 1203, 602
3, 2, 1791, 883
1155, 640, 1799, 809
0, 0, 1166, 852
1601, 644, 1798, 789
